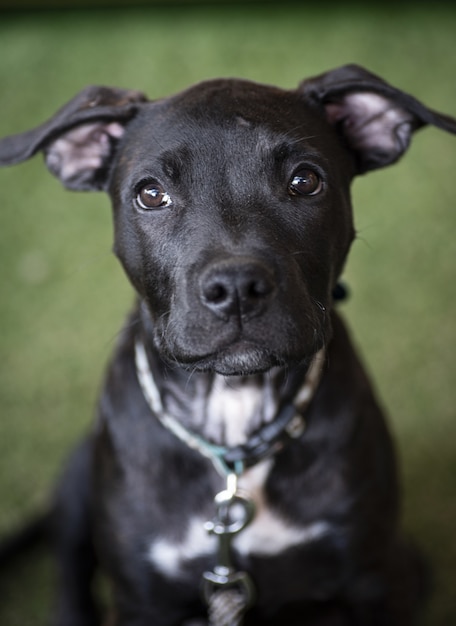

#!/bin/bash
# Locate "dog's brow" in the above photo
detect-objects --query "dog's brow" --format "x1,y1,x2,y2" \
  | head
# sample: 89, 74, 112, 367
159, 147, 190, 181
271, 140, 330, 168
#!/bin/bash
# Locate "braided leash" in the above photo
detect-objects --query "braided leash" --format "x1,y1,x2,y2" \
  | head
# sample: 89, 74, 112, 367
208, 588, 247, 626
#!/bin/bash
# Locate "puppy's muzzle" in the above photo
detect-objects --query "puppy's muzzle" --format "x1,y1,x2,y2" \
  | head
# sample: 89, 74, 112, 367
199, 257, 277, 322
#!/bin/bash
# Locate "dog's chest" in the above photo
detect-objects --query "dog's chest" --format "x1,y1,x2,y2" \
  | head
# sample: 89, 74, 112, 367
148, 459, 331, 580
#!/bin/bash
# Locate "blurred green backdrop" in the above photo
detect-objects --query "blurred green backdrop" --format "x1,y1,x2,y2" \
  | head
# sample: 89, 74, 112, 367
0, 2, 455, 624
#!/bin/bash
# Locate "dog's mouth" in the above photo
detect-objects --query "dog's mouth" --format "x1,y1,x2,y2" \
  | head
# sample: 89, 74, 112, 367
154, 317, 325, 377
171, 340, 285, 377
147, 287, 328, 377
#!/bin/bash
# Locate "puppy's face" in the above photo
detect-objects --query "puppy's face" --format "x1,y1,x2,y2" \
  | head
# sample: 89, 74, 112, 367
109, 80, 355, 375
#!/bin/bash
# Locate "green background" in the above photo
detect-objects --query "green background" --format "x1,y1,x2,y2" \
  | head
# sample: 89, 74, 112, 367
0, 2, 455, 624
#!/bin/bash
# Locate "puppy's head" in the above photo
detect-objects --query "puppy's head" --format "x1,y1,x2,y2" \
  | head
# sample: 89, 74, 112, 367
108, 80, 356, 375
1, 65, 455, 375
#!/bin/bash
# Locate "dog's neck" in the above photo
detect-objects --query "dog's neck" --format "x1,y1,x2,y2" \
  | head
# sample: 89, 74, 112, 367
137, 306, 310, 448
142, 345, 289, 448
161, 367, 286, 448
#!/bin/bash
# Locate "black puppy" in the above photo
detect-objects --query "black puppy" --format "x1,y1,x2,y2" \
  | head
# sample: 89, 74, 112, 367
1, 65, 455, 626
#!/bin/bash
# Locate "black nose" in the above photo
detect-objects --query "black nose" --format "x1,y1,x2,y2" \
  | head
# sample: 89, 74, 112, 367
200, 258, 276, 320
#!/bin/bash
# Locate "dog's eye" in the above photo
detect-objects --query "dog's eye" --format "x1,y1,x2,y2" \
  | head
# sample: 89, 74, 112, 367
288, 169, 322, 197
136, 183, 172, 210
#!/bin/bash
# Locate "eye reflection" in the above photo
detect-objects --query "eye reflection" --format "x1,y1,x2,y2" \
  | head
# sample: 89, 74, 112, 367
137, 182, 172, 210
288, 169, 323, 196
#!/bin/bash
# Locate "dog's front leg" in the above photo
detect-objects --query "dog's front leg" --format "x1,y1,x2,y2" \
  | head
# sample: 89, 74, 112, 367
50, 438, 99, 626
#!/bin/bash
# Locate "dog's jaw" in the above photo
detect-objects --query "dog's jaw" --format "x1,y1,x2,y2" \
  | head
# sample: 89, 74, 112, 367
139, 296, 326, 378
182, 341, 286, 377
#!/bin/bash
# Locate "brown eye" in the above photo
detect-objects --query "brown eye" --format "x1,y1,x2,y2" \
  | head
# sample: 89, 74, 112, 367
288, 169, 323, 197
137, 182, 172, 210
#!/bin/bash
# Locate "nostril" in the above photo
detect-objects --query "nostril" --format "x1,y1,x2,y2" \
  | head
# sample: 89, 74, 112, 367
204, 281, 230, 305
245, 276, 273, 300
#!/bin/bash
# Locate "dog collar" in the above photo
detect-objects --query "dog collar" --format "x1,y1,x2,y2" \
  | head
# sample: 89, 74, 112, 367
135, 339, 326, 477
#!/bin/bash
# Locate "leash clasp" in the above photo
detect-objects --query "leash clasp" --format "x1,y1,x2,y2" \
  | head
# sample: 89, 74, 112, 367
203, 473, 256, 614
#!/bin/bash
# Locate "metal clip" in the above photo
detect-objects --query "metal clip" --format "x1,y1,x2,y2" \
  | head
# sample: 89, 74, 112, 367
202, 473, 256, 608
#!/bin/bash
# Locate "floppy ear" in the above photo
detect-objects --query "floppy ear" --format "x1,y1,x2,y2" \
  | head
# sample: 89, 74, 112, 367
0, 86, 148, 190
299, 64, 456, 173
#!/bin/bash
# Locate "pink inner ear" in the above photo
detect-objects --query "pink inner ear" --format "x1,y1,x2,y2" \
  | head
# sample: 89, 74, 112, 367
45, 122, 125, 185
325, 92, 413, 156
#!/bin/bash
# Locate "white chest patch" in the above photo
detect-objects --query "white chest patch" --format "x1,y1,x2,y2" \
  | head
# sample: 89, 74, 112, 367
203, 375, 277, 447
148, 460, 331, 579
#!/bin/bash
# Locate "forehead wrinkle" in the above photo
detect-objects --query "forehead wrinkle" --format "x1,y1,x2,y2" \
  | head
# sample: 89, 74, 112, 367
158, 146, 190, 182
181, 125, 289, 205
